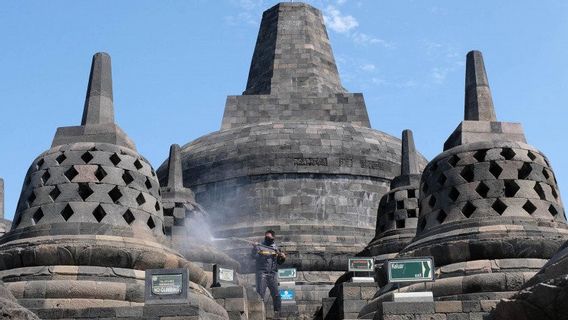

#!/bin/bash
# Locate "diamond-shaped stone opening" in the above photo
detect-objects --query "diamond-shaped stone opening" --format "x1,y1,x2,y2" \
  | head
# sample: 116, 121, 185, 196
407, 209, 417, 218
122, 171, 134, 185
163, 208, 174, 216
145, 177, 152, 190
49, 186, 61, 201
110, 153, 121, 165
552, 188, 558, 200
447, 155, 460, 167
436, 209, 447, 224
527, 151, 537, 161
27, 192, 36, 206
473, 149, 487, 162
155, 201, 160, 211
522, 200, 537, 215
133, 159, 143, 170
108, 186, 123, 203
431, 161, 439, 172
388, 211, 395, 221
549, 205, 559, 217
542, 168, 551, 180
81, 151, 94, 164
462, 201, 476, 218
36, 158, 45, 170
61, 204, 74, 221
151, 169, 156, 177
492, 199, 507, 215
41, 170, 50, 184
95, 166, 108, 181
437, 173, 447, 186
64, 166, 79, 181
501, 148, 516, 160
518, 162, 533, 179
407, 189, 416, 198
32, 208, 44, 224
460, 165, 474, 183
489, 161, 503, 179
449, 187, 460, 202
428, 195, 437, 208
396, 219, 406, 229
533, 183, 546, 200
147, 216, 156, 229
78, 183, 94, 201
476, 181, 490, 197
396, 200, 404, 210
123, 209, 135, 225
419, 218, 427, 231
136, 193, 146, 206
504, 180, 520, 197
55, 153, 67, 165
92, 205, 107, 222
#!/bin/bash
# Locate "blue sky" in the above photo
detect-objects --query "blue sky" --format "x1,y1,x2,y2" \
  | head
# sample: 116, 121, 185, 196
1, 1, 567, 220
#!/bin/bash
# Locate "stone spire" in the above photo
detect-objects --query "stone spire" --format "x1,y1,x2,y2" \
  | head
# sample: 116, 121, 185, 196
401, 129, 419, 175
166, 144, 184, 189
444, 50, 526, 150
52, 52, 135, 150
464, 50, 496, 121
81, 52, 114, 125
221, 2, 370, 130
244, 2, 344, 95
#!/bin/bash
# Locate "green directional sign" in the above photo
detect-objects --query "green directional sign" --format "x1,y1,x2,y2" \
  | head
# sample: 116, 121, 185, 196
387, 257, 434, 283
278, 268, 297, 280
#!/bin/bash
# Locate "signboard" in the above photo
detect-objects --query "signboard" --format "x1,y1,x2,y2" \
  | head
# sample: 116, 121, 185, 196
279, 288, 296, 301
278, 268, 297, 280
218, 267, 234, 282
151, 273, 183, 295
144, 268, 189, 305
348, 257, 374, 272
387, 257, 434, 283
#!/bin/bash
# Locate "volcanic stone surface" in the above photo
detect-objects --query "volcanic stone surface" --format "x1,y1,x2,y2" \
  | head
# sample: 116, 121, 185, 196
161, 144, 240, 271
358, 51, 568, 319
0, 53, 227, 319
157, 2, 427, 274
359, 130, 422, 270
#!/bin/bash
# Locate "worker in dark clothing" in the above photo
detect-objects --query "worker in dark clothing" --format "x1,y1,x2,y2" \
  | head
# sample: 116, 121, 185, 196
251, 230, 286, 314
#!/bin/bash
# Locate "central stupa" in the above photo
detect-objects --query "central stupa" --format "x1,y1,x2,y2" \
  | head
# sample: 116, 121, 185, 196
158, 3, 426, 284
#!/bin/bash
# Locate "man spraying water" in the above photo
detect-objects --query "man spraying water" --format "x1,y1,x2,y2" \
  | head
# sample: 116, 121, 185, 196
251, 230, 286, 315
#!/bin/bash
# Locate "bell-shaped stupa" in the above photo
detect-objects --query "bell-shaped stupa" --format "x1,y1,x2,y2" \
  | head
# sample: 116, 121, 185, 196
0, 53, 227, 319
359, 50, 567, 319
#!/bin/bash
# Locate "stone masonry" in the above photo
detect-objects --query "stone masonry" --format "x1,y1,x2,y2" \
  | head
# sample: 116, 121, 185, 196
0, 53, 228, 320
358, 50, 568, 319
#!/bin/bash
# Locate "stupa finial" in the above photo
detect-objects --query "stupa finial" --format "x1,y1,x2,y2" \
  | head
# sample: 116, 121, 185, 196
464, 50, 496, 121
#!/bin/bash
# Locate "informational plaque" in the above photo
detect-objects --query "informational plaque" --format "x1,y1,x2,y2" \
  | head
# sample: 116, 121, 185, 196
278, 268, 297, 280
145, 268, 189, 304
212, 264, 238, 287
151, 273, 183, 295
348, 257, 374, 272
218, 267, 234, 282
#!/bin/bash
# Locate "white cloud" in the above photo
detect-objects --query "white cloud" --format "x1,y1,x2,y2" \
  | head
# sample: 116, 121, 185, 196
360, 63, 376, 72
336, 0, 348, 5
323, 5, 359, 33
352, 32, 393, 48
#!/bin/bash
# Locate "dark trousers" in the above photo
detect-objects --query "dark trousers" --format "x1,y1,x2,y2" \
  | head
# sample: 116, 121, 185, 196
255, 271, 281, 312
